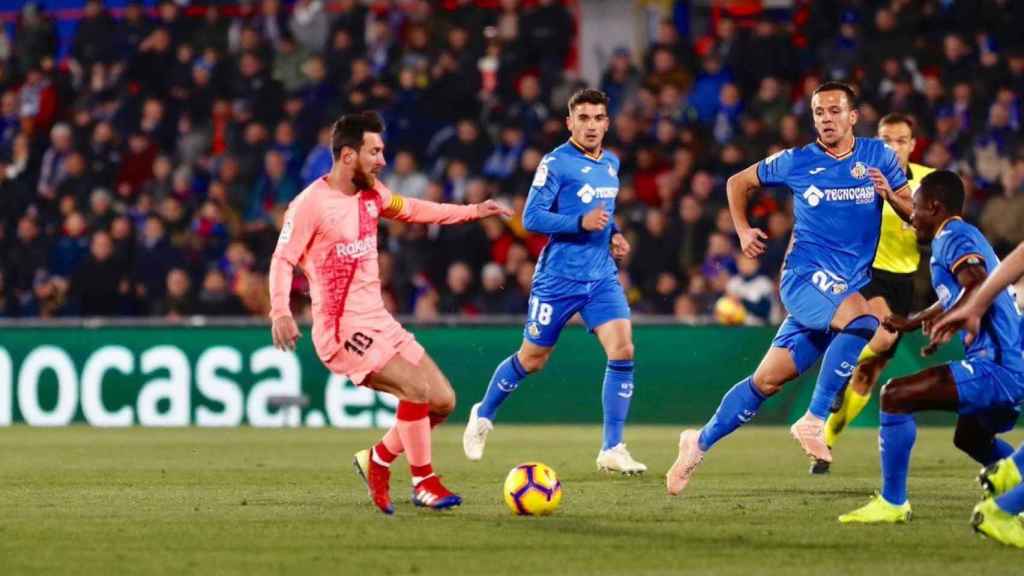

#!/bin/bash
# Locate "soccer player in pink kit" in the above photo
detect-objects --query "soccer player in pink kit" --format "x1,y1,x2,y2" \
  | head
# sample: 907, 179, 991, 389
269, 112, 511, 514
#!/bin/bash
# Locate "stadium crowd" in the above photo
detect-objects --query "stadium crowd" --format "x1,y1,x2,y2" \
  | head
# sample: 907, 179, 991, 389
1, 0, 1023, 324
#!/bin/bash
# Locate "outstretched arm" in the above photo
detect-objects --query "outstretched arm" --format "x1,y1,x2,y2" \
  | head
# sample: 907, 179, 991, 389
378, 182, 511, 225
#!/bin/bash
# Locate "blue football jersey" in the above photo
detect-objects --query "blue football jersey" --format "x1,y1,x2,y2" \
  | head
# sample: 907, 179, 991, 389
930, 218, 1024, 372
523, 140, 620, 281
757, 138, 908, 287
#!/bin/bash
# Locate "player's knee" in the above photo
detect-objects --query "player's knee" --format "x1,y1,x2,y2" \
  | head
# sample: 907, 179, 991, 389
518, 349, 550, 373
953, 424, 980, 454
875, 329, 898, 352
401, 378, 430, 403
433, 387, 456, 416
879, 379, 911, 413
751, 369, 789, 396
606, 342, 634, 361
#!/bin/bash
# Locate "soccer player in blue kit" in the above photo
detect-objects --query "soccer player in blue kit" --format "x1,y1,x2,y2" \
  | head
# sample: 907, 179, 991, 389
666, 82, 913, 494
463, 89, 647, 474
839, 171, 1024, 525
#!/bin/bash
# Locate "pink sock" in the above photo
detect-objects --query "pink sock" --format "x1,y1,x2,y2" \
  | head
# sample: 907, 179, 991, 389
395, 401, 431, 471
378, 411, 447, 458
380, 427, 403, 456
372, 442, 397, 467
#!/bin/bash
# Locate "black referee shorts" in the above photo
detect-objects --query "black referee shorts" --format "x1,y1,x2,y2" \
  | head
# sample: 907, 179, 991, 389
858, 268, 916, 357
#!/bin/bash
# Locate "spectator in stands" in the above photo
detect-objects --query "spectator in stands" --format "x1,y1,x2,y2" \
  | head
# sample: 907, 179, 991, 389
4, 0, 1023, 326
384, 149, 429, 200
245, 149, 298, 232
726, 255, 774, 325
134, 216, 183, 305
69, 230, 126, 316
195, 268, 247, 317
475, 262, 513, 315
49, 211, 89, 279
300, 125, 332, 186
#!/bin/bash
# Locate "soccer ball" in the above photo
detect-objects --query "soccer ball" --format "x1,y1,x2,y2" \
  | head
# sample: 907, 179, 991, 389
503, 462, 563, 516
714, 295, 747, 326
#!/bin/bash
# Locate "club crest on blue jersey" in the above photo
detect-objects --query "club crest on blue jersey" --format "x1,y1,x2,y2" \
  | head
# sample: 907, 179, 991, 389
850, 161, 867, 179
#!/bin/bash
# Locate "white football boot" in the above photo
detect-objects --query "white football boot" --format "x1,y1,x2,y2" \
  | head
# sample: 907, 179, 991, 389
596, 443, 647, 475
462, 402, 493, 461
666, 430, 704, 495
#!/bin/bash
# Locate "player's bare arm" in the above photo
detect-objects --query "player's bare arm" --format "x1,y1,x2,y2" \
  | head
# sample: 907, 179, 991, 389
868, 168, 913, 222
610, 232, 630, 260
887, 262, 987, 355
271, 315, 301, 351
932, 242, 1024, 346
727, 162, 767, 258
377, 181, 512, 224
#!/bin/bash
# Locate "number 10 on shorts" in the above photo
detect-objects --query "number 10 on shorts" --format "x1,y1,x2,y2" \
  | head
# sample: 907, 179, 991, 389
530, 297, 553, 326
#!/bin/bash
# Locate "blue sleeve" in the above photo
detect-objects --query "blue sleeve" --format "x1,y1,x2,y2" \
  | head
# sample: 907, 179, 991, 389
940, 231, 987, 275
522, 156, 582, 235
879, 144, 909, 191
756, 149, 794, 187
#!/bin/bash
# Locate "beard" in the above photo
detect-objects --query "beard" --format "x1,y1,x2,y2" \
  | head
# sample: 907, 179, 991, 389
352, 164, 374, 190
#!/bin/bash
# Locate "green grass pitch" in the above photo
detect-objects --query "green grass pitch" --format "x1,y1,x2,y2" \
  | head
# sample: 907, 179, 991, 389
2, 425, 1021, 575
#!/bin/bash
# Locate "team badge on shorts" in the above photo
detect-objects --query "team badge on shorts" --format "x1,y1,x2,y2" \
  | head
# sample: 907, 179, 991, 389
850, 161, 867, 179
831, 282, 848, 295
527, 322, 541, 338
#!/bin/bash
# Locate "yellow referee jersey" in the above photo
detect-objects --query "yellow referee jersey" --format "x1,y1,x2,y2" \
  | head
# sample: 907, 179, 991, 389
873, 162, 934, 274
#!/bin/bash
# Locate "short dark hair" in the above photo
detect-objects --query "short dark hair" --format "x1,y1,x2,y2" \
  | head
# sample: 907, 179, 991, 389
812, 81, 858, 108
879, 112, 916, 135
568, 88, 610, 114
331, 111, 385, 159
919, 170, 965, 215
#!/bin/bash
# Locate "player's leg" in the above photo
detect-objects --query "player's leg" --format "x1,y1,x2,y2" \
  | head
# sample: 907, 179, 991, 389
477, 339, 554, 422
368, 353, 462, 510
838, 365, 957, 523
976, 440, 1024, 548
465, 282, 580, 460
825, 295, 894, 448
592, 318, 645, 473
953, 414, 1015, 466
794, 292, 878, 465
971, 373, 1024, 547
376, 352, 458, 460
667, 317, 823, 495
584, 275, 644, 473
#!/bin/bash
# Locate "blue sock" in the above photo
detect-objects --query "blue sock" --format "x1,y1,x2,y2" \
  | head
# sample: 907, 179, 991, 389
996, 484, 1024, 515
698, 377, 766, 452
992, 438, 1016, 463
808, 315, 879, 419
477, 354, 528, 421
602, 360, 634, 450
879, 411, 916, 506
1012, 442, 1024, 472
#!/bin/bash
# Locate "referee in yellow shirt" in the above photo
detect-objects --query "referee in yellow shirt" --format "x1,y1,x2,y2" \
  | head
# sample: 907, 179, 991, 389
817, 113, 934, 473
